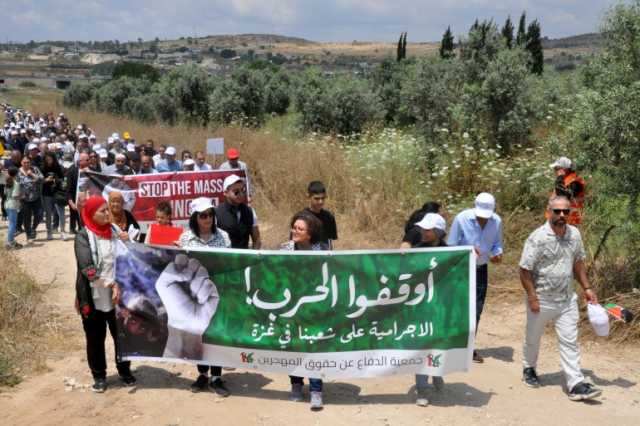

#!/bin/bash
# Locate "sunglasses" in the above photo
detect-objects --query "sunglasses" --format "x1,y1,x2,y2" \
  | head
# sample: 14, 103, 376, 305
552, 208, 571, 215
233, 187, 247, 196
198, 211, 214, 219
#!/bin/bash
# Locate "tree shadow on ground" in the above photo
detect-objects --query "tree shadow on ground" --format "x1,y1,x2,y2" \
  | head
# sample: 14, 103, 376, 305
478, 346, 514, 363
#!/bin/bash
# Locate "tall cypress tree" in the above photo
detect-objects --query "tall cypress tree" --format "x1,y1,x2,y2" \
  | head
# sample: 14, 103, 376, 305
502, 16, 514, 49
401, 32, 407, 60
440, 26, 455, 59
396, 32, 403, 62
526, 20, 544, 74
516, 12, 527, 46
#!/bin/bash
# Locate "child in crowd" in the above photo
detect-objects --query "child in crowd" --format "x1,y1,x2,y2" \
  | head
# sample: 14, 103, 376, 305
155, 201, 172, 226
304, 181, 338, 249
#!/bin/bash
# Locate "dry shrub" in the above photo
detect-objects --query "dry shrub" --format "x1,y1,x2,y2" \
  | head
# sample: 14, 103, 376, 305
0, 248, 48, 387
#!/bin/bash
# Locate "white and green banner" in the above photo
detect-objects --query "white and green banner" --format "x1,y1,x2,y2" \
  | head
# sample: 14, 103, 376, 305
115, 243, 476, 379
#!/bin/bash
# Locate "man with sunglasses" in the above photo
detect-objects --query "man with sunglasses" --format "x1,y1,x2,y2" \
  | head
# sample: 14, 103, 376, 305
215, 174, 261, 249
519, 196, 602, 401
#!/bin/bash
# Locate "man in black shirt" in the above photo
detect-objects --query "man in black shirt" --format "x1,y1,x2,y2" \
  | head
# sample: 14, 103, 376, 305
304, 181, 338, 249
215, 174, 261, 249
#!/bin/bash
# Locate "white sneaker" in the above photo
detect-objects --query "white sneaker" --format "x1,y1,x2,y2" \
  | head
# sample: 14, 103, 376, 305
310, 391, 323, 411
61, 232, 67, 241
416, 387, 429, 407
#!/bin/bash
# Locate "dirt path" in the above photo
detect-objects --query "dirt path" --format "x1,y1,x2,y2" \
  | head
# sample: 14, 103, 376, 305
0, 226, 639, 426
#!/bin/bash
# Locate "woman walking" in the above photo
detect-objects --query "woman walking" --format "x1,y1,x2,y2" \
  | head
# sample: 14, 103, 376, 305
107, 191, 140, 242
74, 195, 136, 392
177, 197, 232, 397
18, 156, 43, 242
281, 211, 328, 411
41, 152, 66, 240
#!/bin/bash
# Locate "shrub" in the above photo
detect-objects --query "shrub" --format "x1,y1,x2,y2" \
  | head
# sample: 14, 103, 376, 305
63, 82, 97, 108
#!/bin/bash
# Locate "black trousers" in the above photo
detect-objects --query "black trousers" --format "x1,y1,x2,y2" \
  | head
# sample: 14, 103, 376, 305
21, 199, 42, 239
69, 207, 81, 232
81, 309, 131, 380
197, 364, 222, 376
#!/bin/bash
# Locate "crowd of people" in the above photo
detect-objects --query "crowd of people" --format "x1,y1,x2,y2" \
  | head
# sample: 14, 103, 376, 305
1, 103, 601, 411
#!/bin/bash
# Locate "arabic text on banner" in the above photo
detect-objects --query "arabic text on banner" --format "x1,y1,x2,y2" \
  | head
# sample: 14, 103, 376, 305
114, 243, 476, 379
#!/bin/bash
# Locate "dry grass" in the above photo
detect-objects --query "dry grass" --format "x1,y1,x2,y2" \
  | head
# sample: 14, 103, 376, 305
0, 247, 49, 387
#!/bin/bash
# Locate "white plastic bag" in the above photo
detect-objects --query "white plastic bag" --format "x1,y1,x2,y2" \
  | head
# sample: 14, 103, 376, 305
588, 303, 610, 337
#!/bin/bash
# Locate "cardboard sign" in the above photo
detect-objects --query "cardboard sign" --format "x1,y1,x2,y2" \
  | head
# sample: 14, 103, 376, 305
206, 138, 224, 155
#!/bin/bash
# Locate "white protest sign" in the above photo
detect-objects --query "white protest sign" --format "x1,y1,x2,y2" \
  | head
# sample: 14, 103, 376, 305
206, 138, 224, 155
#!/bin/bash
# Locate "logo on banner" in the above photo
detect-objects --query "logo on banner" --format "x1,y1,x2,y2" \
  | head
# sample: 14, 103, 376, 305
240, 352, 254, 363
426, 354, 441, 367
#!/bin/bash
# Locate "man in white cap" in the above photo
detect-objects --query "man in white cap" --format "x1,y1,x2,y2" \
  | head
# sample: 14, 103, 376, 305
106, 153, 134, 176
215, 174, 260, 249
519, 195, 601, 401
549, 157, 585, 226
156, 146, 182, 172
448, 192, 503, 363
400, 212, 448, 406
183, 158, 195, 171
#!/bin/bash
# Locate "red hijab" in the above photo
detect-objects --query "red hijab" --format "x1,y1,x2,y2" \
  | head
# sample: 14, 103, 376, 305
81, 196, 112, 239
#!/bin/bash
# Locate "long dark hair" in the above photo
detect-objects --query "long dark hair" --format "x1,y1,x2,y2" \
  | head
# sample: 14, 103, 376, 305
189, 209, 217, 237
5, 167, 18, 188
42, 151, 62, 176
290, 211, 323, 244
404, 201, 441, 233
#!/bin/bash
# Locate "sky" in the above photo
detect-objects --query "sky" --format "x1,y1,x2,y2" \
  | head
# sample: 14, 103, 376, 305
0, 0, 617, 43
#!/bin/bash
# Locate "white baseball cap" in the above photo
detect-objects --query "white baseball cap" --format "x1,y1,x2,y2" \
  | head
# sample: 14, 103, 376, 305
107, 137, 115, 145
223, 174, 244, 191
98, 149, 108, 159
27, 143, 38, 151
112, 132, 120, 140
550, 156, 572, 169
474, 192, 496, 219
189, 197, 215, 215
126, 143, 136, 152
415, 213, 446, 232
165, 146, 177, 156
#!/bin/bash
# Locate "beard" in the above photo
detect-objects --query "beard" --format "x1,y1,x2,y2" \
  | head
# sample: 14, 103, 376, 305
552, 217, 566, 227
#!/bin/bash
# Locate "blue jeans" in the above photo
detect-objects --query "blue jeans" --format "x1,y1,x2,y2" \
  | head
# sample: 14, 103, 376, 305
6, 208, 17, 244
290, 376, 323, 392
43, 196, 65, 233
476, 264, 488, 332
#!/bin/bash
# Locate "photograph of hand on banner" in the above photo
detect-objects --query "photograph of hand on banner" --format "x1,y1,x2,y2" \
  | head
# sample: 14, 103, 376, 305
156, 254, 220, 359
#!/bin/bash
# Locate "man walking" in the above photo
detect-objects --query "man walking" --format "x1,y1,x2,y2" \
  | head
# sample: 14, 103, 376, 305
448, 192, 503, 363
519, 196, 602, 401
549, 157, 585, 226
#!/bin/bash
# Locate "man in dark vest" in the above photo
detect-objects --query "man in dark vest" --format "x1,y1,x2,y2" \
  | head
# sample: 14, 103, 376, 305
215, 174, 261, 249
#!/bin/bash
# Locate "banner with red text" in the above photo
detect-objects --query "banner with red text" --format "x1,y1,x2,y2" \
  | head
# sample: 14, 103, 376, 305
76, 169, 246, 231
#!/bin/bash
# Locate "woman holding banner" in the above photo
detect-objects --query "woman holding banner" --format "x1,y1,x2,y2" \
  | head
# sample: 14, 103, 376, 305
108, 191, 140, 242
74, 195, 136, 393
176, 197, 232, 397
281, 211, 328, 411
